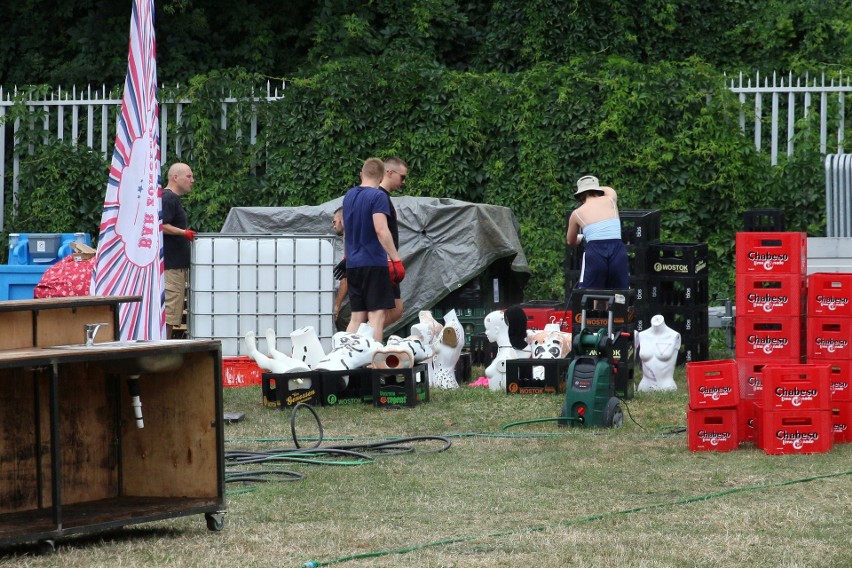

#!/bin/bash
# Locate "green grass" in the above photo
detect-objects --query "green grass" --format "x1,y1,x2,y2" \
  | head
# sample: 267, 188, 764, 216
3, 366, 851, 568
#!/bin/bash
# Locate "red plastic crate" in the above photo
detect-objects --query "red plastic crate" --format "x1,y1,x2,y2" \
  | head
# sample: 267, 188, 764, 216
222, 356, 263, 388
734, 273, 806, 317
832, 401, 852, 443
739, 399, 758, 443
828, 360, 851, 401
687, 408, 739, 452
761, 363, 832, 412
686, 359, 739, 409
831, 401, 852, 444
735, 316, 804, 361
807, 317, 852, 361
756, 408, 833, 455
808, 273, 852, 317
737, 358, 768, 400
735, 232, 807, 275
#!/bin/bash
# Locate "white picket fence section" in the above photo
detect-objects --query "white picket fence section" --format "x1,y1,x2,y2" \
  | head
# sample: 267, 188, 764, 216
2, 72, 852, 231
0, 82, 286, 231
727, 71, 851, 165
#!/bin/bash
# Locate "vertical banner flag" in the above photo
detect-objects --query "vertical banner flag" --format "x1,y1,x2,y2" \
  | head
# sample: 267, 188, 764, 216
91, 0, 165, 340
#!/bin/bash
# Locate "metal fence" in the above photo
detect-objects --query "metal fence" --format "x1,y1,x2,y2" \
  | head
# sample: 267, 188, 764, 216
0, 82, 285, 231
825, 153, 852, 237
727, 71, 851, 165
3, 72, 852, 230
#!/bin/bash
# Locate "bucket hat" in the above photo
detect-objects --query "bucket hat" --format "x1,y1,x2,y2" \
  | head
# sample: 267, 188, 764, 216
574, 175, 601, 197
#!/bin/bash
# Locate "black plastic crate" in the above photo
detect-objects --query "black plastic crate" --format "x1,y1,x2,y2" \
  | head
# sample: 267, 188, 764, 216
649, 275, 709, 307
372, 364, 430, 408
630, 275, 653, 306
505, 358, 569, 395
262, 370, 321, 408
620, 210, 662, 246
319, 368, 373, 406
565, 241, 584, 272
648, 242, 708, 277
743, 208, 785, 232
677, 335, 710, 365
569, 288, 637, 334
455, 351, 472, 383
564, 269, 582, 301
636, 305, 708, 340
469, 334, 497, 367
626, 244, 653, 277
613, 360, 636, 400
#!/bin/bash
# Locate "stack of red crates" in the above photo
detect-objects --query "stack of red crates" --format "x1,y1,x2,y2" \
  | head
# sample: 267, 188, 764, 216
734, 232, 808, 442
686, 359, 740, 451
756, 364, 833, 454
807, 273, 852, 444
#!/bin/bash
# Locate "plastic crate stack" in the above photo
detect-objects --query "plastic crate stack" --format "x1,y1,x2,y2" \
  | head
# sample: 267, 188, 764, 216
621, 209, 709, 364
735, 231, 808, 409
807, 273, 852, 444
640, 242, 710, 364
686, 359, 740, 451
735, 231, 833, 454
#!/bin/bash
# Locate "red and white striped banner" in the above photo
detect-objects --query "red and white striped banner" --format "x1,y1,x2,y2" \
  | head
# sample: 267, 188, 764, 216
91, 0, 165, 340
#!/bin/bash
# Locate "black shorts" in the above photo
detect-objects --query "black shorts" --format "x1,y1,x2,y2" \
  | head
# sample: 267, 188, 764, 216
347, 266, 396, 312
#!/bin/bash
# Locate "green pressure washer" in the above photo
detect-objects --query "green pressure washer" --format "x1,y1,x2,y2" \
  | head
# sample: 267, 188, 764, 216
559, 293, 624, 428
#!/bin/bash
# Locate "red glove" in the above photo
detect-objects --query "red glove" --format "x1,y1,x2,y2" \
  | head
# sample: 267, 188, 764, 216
184, 229, 196, 241
388, 259, 405, 284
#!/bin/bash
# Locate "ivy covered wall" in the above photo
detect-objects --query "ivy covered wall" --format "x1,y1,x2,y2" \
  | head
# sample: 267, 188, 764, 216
4, 56, 830, 302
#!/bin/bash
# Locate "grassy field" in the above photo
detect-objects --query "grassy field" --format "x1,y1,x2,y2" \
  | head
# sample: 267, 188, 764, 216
3, 365, 851, 567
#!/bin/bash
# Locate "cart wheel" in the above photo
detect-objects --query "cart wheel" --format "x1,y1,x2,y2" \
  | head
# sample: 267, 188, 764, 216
205, 512, 225, 532
37, 539, 56, 555
603, 397, 623, 429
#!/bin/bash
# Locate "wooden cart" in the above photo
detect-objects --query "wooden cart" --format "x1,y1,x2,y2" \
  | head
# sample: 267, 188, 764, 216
0, 296, 225, 551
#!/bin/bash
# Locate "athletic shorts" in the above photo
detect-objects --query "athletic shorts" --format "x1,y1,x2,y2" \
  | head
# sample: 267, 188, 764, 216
578, 239, 630, 289
346, 266, 396, 312
164, 268, 188, 326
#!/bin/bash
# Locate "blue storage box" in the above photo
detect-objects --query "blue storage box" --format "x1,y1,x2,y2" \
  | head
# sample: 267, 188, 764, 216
0, 265, 50, 300
8, 233, 93, 266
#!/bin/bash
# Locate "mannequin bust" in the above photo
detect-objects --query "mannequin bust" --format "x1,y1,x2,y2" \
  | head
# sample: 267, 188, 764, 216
429, 309, 465, 389
483, 309, 528, 392
635, 315, 681, 392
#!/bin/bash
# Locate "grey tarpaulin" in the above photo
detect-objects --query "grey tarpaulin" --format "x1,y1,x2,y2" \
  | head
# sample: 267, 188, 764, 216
221, 196, 530, 333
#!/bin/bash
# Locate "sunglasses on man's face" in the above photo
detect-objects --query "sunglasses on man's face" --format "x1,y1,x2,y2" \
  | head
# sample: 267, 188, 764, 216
388, 169, 407, 182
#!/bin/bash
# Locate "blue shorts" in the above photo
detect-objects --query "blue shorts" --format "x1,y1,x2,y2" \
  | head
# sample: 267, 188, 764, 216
578, 239, 630, 289
347, 266, 396, 312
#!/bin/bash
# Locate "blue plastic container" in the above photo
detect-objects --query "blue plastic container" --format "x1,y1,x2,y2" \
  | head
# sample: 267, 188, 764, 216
8, 233, 93, 266
0, 265, 51, 300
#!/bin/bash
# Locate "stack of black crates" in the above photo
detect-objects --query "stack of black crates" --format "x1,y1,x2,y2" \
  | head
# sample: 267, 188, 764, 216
625, 210, 709, 365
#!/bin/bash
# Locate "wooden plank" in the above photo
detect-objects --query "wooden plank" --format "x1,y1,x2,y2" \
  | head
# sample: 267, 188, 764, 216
121, 351, 219, 498
0, 368, 40, 513
35, 305, 117, 346
56, 363, 118, 505
0, 311, 33, 350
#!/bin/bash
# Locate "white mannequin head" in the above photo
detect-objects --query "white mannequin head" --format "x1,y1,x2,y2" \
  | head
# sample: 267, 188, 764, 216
484, 310, 508, 343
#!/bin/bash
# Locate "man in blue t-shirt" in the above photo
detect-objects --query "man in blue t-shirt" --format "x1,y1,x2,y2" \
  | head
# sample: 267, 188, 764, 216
342, 157, 405, 341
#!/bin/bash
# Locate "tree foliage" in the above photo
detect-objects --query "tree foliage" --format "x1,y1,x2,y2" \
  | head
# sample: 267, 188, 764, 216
2, 1, 850, 86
